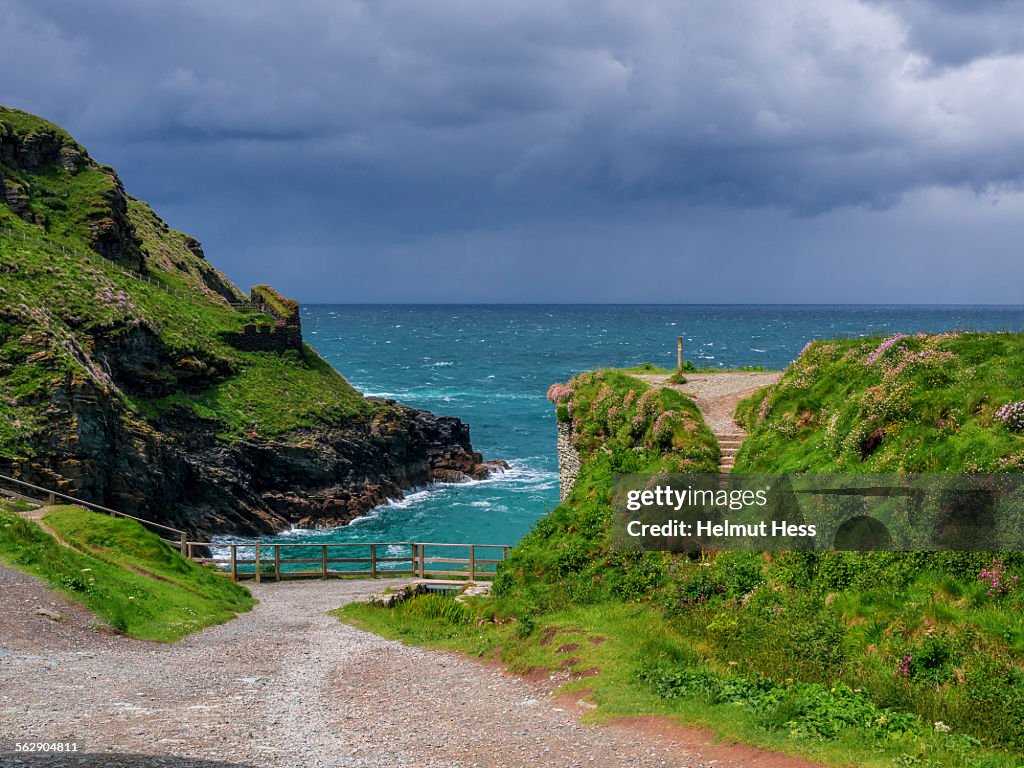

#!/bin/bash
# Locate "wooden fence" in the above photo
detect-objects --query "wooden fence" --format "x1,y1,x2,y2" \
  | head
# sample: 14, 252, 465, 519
186, 540, 512, 582
0, 473, 512, 582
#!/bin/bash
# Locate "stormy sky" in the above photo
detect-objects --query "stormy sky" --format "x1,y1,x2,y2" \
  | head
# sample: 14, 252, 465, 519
3, 0, 1024, 303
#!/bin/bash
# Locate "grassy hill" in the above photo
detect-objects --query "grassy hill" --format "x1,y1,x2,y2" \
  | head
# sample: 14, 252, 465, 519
0, 499, 253, 641
0, 105, 495, 536
343, 357, 1024, 768
0, 106, 370, 455
734, 332, 1024, 473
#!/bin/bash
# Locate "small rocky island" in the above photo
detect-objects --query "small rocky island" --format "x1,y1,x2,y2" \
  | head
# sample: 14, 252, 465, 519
0, 106, 505, 538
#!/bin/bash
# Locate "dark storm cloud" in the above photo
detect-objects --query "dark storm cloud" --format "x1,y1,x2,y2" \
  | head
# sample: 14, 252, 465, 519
868, 0, 1024, 68
3, 0, 1024, 301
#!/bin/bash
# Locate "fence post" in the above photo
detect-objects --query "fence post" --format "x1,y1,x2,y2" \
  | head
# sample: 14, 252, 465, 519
370, 544, 377, 578
47, 491, 55, 505
180, 531, 188, 555
230, 545, 237, 582
469, 545, 476, 581
274, 545, 281, 582
255, 542, 262, 583
321, 545, 327, 579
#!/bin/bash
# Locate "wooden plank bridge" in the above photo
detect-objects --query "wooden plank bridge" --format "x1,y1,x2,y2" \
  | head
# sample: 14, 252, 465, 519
1, 473, 510, 582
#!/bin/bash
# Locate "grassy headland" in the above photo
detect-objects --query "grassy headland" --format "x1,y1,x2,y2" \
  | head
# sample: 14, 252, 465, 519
0, 106, 371, 454
2, 105, 495, 537
0, 500, 253, 641
342, 348, 1024, 767
734, 333, 1024, 473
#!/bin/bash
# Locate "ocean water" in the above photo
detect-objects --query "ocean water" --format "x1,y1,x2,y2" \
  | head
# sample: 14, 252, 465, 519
232, 305, 1024, 556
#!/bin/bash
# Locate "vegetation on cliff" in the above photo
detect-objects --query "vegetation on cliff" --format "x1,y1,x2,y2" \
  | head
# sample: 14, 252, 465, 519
0, 499, 253, 641
734, 332, 1024, 473
0, 106, 495, 535
345, 357, 1024, 767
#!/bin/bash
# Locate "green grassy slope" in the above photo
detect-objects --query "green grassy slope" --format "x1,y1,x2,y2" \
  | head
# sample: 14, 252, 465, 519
342, 363, 1024, 767
0, 105, 373, 460
734, 333, 1024, 473
0, 501, 253, 641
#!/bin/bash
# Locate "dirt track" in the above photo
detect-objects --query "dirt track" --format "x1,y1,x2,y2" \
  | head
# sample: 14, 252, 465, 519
1, 568, 823, 768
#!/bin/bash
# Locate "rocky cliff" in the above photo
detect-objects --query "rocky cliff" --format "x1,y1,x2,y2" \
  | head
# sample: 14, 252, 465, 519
0, 106, 504, 538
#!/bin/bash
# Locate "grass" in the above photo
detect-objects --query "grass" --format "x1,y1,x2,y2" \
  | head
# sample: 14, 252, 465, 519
0, 105, 384, 458
0, 503, 254, 641
339, 359, 1024, 767
733, 333, 1024, 473
339, 594, 1023, 768
619, 361, 773, 375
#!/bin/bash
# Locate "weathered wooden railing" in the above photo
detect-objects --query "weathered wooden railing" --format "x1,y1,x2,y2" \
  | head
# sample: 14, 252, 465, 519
186, 541, 512, 582
0, 473, 189, 552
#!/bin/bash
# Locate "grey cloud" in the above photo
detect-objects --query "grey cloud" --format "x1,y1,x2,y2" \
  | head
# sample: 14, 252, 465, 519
3, 0, 1024, 301
6, 0, 1024, 215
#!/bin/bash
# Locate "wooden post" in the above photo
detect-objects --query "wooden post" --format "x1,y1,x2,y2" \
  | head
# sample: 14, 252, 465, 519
186, 541, 193, 560
274, 545, 281, 582
410, 544, 417, 576
230, 545, 237, 582
180, 531, 188, 555
370, 544, 377, 578
469, 545, 476, 581
255, 541, 261, 583
321, 545, 328, 579
677, 336, 683, 373
48, 491, 55, 505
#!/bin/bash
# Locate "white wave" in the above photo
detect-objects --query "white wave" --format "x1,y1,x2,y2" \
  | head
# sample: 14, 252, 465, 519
751, 348, 767, 353
432, 361, 455, 367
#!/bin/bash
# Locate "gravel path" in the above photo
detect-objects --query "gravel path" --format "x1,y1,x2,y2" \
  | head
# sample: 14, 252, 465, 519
0, 568, 819, 768
637, 372, 780, 435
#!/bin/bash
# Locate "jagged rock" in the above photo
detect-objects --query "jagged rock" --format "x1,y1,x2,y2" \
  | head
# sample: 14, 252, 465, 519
0, 106, 504, 540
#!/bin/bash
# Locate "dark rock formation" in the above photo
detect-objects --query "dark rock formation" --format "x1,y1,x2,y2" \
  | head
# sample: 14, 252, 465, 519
0, 106, 506, 540
0, 384, 506, 539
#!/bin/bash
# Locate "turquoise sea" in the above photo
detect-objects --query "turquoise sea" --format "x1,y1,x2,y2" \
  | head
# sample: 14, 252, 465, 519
228, 305, 1024, 558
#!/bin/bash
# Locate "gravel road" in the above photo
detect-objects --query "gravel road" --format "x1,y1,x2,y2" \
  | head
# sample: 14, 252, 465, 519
1, 567, 818, 768
637, 372, 781, 435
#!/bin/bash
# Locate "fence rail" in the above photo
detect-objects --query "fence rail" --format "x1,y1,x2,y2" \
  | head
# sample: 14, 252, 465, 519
0, 473, 512, 582
0, 473, 189, 552
187, 541, 512, 582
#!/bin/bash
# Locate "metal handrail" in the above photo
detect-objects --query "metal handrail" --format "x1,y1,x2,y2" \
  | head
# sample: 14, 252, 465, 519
0, 473, 187, 541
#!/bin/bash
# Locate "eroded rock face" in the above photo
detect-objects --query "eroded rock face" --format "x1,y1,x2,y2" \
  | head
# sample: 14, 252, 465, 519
1, 381, 505, 540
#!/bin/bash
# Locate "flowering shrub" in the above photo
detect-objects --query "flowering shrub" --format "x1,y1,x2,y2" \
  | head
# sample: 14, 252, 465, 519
865, 334, 909, 366
995, 401, 1024, 433
546, 382, 575, 404
978, 559, 1019, 598
894, 654, 913, 679
652, 410, 679, 446
758, 395, 770, 421
636, 388, 661, 422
